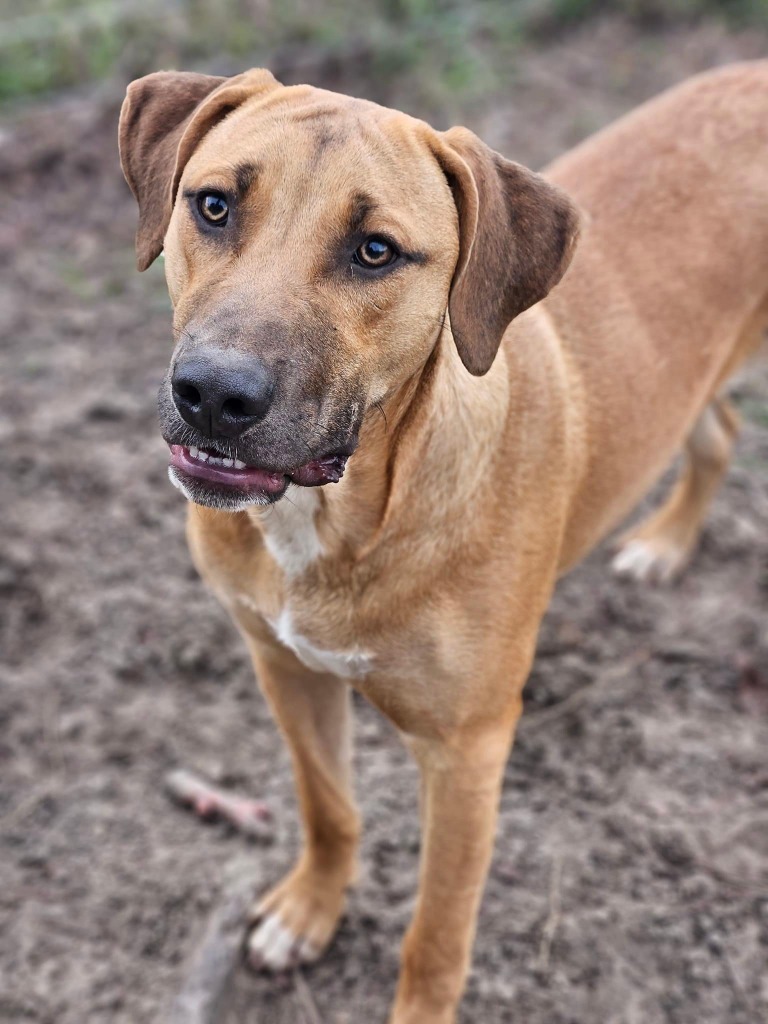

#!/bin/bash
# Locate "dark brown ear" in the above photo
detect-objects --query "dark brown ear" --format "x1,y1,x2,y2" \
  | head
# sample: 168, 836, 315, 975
433, 126, 581, 375
118, 69, 280, 271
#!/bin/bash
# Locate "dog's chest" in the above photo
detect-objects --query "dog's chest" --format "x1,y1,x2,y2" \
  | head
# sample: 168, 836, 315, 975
260, 487, 325, 577
254, 490, 374, 679
270, 605, 373, 678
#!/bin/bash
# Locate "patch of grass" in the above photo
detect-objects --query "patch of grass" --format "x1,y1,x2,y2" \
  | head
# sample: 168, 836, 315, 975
0, 0, 766, 106
0, 0, 524, 115
524, 0, 768, 34
1, 0, 765, 107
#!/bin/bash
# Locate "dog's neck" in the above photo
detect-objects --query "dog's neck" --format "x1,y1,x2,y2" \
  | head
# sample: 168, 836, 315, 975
251, 326, 511, 573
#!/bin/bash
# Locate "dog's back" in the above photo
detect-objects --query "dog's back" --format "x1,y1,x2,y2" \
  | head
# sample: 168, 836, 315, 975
542, 61, 768, 562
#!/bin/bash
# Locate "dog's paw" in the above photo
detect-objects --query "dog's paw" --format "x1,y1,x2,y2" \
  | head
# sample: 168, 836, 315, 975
611, 537, 689, 584
246, 867, 346, 972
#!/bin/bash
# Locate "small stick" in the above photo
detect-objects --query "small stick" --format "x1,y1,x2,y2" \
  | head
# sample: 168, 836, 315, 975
166, 876, 254, 1024
294, 969, 325, 1024
0, 785, 55, 830
521, 650, 649, 733
721, 945, 765, 1024
165, 768, 272, 839
536, 853, 563, 972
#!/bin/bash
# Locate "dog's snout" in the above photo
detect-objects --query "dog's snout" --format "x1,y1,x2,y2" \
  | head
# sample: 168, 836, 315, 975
171, 351, 275, 438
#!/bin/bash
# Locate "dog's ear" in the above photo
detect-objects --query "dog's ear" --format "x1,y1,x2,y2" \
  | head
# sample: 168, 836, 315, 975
432, 126, 581, 376
119, 69, 280, 271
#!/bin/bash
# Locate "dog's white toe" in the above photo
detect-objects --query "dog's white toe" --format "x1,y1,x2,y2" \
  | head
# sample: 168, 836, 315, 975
247, 911, 319, 972
611, 538, 685, 583
612, 539, 657, 579
297, 936, 321, 963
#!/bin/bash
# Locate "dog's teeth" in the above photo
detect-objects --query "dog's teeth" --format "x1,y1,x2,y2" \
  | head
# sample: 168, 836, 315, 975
222, 457, 234, 468
234, 458, 246, 470
198, 451, 209, 462
190, 445, 199, 459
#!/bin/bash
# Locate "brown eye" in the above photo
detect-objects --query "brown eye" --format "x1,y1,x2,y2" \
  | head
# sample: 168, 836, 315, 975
198, 192, 229, 225
354, 236, 397, 269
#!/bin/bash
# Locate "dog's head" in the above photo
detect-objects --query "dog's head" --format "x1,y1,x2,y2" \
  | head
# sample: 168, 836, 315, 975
119, 69, 579, 510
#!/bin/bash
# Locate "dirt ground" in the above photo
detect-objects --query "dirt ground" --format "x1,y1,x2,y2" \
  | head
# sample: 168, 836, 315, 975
2, 16, 768, 1024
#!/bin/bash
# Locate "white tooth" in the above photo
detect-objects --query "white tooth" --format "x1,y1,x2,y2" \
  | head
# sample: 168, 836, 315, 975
189, 446, 199, 459
198, 451, 209, 462
222, 458, 234, 468
234, 459, 246, 470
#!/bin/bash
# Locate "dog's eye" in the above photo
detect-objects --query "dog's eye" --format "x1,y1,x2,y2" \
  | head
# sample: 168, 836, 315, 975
198, 192, 229, 225
354, 237, 397, 269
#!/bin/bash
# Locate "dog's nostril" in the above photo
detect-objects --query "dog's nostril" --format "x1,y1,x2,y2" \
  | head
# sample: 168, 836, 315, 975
175, 382, 202, 407
222, 396, 248, 420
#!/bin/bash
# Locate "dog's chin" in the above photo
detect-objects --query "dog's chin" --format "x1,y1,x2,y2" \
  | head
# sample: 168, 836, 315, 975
168, 465, 288, 510
166, 444, 349, 511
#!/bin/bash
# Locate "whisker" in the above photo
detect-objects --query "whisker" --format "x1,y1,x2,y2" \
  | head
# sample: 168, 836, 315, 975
374, 400, 388, 431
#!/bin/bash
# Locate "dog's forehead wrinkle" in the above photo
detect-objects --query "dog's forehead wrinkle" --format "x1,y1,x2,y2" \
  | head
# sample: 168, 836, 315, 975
233, 160, 259, 197
203, 91, 429, 184
308, 121, 347, 162
346, 191, 378, 235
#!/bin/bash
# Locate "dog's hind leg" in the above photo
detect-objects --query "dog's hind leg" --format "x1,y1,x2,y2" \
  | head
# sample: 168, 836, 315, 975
244, 641, 360, 972
612, 301, 767, 584
612, 395, 740, 584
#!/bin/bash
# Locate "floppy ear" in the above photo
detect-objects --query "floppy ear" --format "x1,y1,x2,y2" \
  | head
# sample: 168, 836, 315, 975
118, 68, 280, 271
433, 126, 581, 376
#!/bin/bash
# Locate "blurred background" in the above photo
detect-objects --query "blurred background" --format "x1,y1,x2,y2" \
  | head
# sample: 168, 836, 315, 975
1, 3, 767, 1023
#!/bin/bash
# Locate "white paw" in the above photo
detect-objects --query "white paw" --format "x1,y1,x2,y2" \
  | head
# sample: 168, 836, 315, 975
611, 538, 686, 584
246, 911, 320, 972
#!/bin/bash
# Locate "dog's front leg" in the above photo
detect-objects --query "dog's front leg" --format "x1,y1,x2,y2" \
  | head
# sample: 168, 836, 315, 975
389, 710, 521, 1024
243, 639, 360, 971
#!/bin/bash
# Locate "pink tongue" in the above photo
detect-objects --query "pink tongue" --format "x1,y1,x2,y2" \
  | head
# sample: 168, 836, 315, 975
169, 445, 286, 493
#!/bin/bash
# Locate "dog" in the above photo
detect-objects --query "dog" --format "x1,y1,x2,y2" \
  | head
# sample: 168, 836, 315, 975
119, 61, 768, 1022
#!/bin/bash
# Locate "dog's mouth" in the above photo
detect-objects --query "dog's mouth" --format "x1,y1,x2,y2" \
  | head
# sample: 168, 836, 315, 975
168, 444, 349, 507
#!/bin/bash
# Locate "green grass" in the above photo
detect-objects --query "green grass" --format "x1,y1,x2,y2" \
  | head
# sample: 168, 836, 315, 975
532, 0, 768, 30
0, 0, 766, 106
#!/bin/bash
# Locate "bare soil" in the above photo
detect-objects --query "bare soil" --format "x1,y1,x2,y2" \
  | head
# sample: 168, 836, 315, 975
1, 17, 767, 1024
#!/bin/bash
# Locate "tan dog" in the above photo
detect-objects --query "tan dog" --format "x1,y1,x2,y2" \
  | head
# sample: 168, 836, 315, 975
119, 62, 768, 1022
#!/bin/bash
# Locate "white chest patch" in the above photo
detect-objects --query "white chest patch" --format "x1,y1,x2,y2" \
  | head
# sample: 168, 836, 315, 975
272, 607, 373, 679
260, 486, 323, 577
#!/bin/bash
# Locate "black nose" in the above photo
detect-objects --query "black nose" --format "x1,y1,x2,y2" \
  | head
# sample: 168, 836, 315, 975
171, 351, 275, 438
